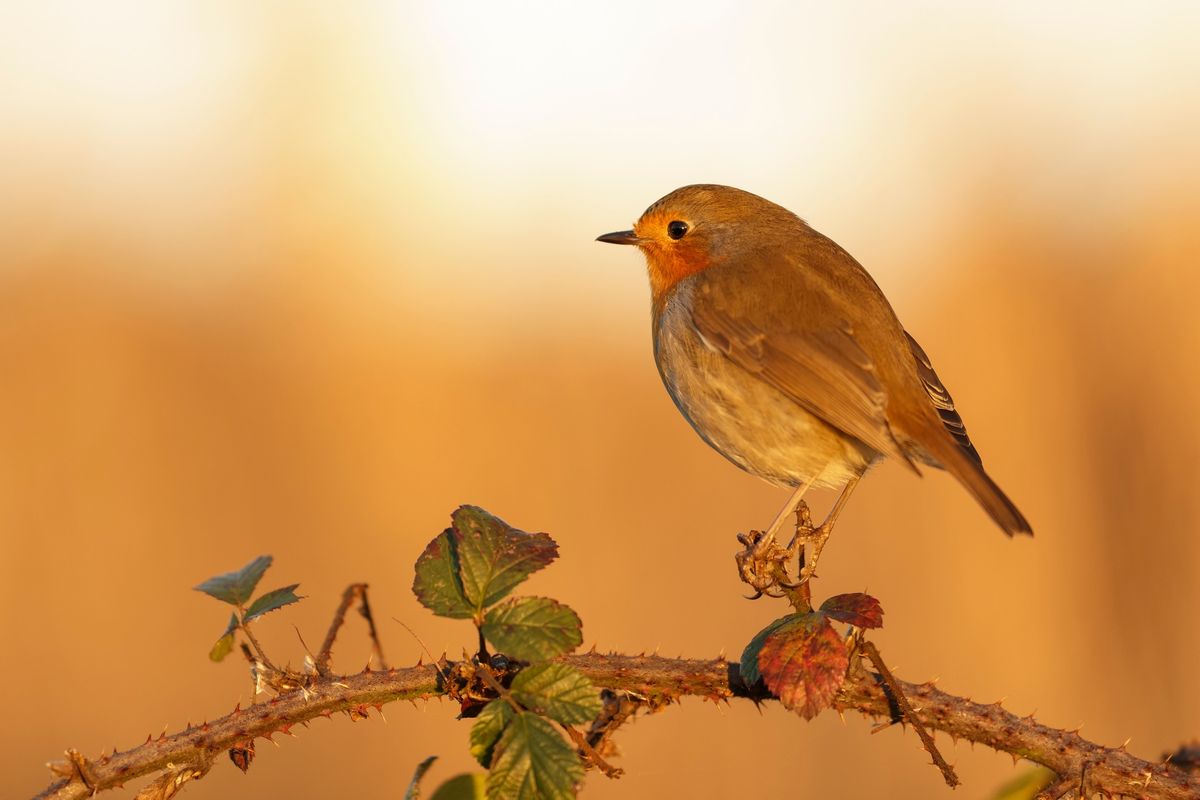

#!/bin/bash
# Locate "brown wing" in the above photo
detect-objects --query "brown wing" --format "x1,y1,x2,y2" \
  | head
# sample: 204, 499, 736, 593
690, 284, 915, 469
904, 331, 982, 465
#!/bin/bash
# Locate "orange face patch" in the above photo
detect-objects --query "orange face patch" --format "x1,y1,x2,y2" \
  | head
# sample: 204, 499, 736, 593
634, 214, 714, 310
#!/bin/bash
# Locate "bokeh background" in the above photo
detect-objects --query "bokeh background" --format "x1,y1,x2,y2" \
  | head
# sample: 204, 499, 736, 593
3, 2, 1199, 798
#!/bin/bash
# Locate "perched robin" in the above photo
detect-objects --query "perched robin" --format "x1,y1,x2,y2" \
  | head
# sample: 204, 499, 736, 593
598, 184, 1030, 580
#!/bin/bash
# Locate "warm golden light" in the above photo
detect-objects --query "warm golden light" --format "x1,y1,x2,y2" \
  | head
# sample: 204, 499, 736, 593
3, 3, 1198, 798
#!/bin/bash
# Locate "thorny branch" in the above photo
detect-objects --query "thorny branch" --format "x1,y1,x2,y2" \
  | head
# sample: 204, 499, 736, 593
238, 622, 277, 674
316, 583, 385, 676
34, 649, 1198, 800
859, 639, 959, 788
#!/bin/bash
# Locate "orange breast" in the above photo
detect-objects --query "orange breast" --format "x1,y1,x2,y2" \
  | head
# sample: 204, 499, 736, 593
646, 243, 712, 311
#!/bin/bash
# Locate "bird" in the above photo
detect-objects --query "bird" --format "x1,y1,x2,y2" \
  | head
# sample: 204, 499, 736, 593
597, 184, 1030, 583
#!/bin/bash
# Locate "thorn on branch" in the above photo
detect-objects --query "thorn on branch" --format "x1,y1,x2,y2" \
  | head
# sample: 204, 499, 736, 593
1162, 742, 1200, 774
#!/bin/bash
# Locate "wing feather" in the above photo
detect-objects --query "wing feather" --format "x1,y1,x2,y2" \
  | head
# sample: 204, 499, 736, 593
903, 331, 982, 465
690, 288, 912, 466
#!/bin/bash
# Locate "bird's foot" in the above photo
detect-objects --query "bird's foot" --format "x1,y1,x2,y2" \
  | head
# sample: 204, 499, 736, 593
734, 529, 797, 599
736, 501, 834, 609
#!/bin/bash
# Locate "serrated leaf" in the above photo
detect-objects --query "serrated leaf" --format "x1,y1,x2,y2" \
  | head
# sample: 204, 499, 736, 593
209, 612, 240, 662
194, 555, 272, 606
510, 663, 602, 725
739, 614, 800, 687
819, 592, 884, 629
244, 584, 303, 623
481, 597, 582, 662
404, 755, 438, 800
470, 699, 515, 767
487, 711, 582, 800
452, 506, 558, 614
430, 773, 487, 800
413, 529, 474, 619
758, 612, 849, 719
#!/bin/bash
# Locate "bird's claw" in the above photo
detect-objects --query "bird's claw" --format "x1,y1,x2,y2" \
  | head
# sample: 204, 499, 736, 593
734, 523, 803, 599
734, 500, 836, 602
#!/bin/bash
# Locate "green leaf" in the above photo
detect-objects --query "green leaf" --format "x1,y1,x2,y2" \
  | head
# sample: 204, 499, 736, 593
510, 663, 602, 725
487, 712, 582, 800
209, 612, 240, 662
452, 506, 558, 614
404, 755, 438, 800
819, 593, 884, 629
470, 699, 515, 767
194, 555, 273, 606
988, 767, 1056, 800
481, 597, 583, 662
739, 614, 799, 687
757, 612, 849, 719
244, 584, 303, 623
430, 774, 487, 800
209, 633, 235, 662
413, 529, 474, 619
413, 509, 559, 620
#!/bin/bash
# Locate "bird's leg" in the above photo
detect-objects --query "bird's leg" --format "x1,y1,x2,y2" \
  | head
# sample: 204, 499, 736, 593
797, 473, 862, 583
763, 474, 818, 545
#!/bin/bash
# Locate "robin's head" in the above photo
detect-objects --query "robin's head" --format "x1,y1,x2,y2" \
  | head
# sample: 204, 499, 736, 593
597, 184, 802, 306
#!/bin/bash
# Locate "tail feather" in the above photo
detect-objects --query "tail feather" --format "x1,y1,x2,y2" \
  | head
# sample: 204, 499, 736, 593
902, 330, 1031, 536
937, 438, 1032, 536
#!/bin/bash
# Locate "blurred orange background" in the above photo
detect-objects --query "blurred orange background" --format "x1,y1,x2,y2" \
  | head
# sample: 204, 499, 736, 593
3, 3, 1199, 798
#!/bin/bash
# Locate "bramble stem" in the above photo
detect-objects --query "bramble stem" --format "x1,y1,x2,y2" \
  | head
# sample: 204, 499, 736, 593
34, 652, 1197, 800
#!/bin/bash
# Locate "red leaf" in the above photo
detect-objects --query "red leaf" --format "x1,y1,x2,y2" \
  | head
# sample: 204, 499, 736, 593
819, 593, 884, 629
757, 613, 849, 718
228, 740, 255, 773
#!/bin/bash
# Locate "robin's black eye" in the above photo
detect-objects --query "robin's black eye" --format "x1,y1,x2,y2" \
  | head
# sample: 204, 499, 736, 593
667, 220, 689, 240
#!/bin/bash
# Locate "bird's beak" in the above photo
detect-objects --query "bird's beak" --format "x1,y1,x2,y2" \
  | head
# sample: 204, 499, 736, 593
595, 230, 642, 246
